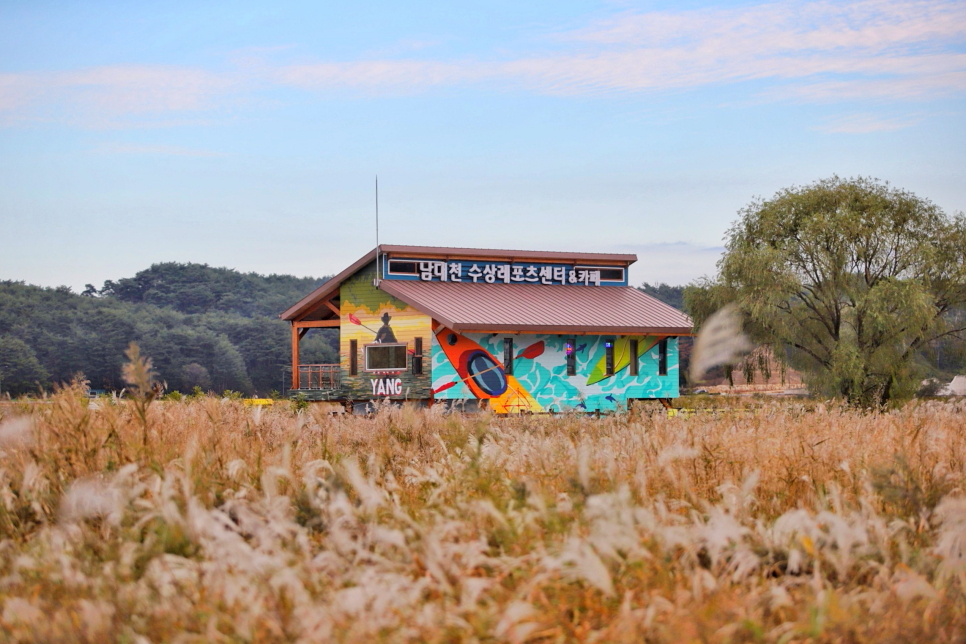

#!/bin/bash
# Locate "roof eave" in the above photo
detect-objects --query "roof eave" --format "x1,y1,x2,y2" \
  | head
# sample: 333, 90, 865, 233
379, 244, 637, 265
279, 249, 376, 321
450, 324, 694, 336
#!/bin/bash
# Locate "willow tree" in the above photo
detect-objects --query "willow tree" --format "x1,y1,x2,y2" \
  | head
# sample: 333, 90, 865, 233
686, 177, 966, 406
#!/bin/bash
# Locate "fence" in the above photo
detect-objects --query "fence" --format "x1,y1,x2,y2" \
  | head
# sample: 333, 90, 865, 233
298, 364, 340, 390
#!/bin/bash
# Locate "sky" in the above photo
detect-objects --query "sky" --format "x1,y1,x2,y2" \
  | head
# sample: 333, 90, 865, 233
1, 0, 964, 291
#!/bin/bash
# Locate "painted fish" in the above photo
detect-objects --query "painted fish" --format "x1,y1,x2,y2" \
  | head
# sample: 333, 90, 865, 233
586, 336, 661, 385
576, 343, 587, 353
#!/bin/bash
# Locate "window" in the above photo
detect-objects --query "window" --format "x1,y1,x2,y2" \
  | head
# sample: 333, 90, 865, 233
365, 344, 408, 371
412, 337, 423, 375
503, 338, 514, 375
575, 265, 625, 283
565, 338, 576, 376
605, 340, 615, 376
629, 338, 639, 376
350, 339, 358, 375
387, 260, 419, 276
658, 338, 668, 376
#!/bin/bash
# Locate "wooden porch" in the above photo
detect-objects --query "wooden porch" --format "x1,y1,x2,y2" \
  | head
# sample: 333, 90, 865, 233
296, 364, 341, 391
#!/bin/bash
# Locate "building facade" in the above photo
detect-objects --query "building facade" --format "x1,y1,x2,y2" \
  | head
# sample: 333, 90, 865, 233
281, 246, 692, 412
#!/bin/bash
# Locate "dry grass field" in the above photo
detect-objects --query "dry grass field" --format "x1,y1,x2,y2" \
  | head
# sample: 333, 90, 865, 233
1, 381, 965, 642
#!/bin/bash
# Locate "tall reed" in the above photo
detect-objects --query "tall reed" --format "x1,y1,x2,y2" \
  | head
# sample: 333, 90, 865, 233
0, 385, 963, 642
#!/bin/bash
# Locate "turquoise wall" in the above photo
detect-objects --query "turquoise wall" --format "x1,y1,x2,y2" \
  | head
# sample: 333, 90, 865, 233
431, 332, 678, 412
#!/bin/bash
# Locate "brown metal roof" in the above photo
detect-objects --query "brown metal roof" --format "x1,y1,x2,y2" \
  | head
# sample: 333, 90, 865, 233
280, 245, 639, 321
379, 280, 693, 335
380, 244, 636, 265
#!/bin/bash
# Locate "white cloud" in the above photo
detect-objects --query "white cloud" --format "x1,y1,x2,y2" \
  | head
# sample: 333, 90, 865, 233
95, 143, 227, 157
1, 0, 963, 126
0, 65, 237, 127
815, 112, 920, 132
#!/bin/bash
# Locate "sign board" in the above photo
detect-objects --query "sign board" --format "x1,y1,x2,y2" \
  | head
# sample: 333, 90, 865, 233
384, 257, 626, 287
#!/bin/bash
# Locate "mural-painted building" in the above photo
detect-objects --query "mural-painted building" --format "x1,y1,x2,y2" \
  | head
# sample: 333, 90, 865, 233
280, 246, 692, 413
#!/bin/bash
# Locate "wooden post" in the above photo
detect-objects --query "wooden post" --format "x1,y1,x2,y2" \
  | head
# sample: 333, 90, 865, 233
291, 323, 300, 390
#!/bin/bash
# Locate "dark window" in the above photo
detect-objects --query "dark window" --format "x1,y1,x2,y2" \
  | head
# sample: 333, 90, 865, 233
605, 340, 615, 376
598, 267, 625, 281
565, 338, 576, 376
412, 337, 423, 375
629, 338, 639, 376
503, 338, 514, 375
387, 260, 419, 275
350, 339, 358, 375
365, 344, 408, 371
658, 338, 668, 376
575, 266, 625, 282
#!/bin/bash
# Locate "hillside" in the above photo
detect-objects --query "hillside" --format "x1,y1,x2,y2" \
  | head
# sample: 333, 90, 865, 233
0, 263, 334, 396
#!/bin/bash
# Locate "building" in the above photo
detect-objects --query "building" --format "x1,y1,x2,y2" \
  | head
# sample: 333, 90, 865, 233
280, 245, 692, 413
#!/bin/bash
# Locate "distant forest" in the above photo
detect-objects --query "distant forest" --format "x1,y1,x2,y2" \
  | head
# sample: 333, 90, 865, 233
0, 263, 336, 397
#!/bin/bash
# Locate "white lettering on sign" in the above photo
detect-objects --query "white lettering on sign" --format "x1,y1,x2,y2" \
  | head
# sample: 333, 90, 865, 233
419, 261, 448, 282
371, 377, 403, 396
448, 262, 462, 281
409, 260, 607, 286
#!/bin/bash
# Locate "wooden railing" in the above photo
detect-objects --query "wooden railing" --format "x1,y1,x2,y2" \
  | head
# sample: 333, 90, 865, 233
298, 364, 341, 390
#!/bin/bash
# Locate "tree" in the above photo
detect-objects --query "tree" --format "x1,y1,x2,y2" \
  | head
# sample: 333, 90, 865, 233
685, 177, 966, 407
0, 335, 49, 396
639, 282, 685, 311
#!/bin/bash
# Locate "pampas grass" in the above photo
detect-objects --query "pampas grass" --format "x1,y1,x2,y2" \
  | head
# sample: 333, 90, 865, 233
0, 381, 964, 642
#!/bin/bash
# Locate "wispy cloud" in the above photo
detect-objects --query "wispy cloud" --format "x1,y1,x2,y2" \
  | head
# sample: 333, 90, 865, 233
0, 65, 237, 127
273, 0, 966, 98
95, 143, 227, 157
1, 0, 963, 127
815, 112, 921, 132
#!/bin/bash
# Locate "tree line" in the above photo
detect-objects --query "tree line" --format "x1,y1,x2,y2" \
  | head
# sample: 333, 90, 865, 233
0, 263, 336, 397
4, 177, 963, 406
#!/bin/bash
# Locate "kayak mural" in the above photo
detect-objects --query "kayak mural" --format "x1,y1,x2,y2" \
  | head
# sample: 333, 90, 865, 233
431, 331, 678, 412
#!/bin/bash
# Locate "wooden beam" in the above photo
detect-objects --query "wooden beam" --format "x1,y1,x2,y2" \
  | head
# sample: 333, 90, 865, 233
292, 288, 340, 323
294, 319, 341, 328
298, 328, 309, 340
322, 299, 340, 316
291, 324, 300, 390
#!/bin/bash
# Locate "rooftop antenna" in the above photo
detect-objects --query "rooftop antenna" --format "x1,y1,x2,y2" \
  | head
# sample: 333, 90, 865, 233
375, 175, 381, 286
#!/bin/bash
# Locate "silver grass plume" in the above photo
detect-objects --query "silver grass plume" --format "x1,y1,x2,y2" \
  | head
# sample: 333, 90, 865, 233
690, 304, 753, 383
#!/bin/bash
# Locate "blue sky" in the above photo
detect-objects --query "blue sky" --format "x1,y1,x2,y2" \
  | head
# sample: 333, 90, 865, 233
2, 0, 964, 291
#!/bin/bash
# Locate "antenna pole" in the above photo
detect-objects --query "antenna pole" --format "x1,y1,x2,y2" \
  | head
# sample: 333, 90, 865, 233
375, 175, 380, 284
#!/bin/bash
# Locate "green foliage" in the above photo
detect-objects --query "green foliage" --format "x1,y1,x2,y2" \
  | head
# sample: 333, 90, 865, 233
291, 392, 309, 413
100, 261, 325, 317
639, 282, 685, 311
686, 176, 966, 407
0, 335, 49, 396
0, 262, 335, 396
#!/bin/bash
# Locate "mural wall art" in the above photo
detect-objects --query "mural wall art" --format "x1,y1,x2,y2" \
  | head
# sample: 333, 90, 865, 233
339, 263, 433, 400
430, 331, 678, 412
